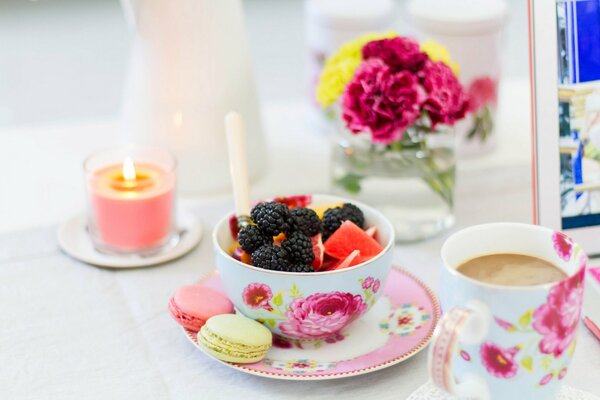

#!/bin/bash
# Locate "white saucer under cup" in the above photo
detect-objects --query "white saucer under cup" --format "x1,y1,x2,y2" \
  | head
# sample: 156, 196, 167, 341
57, 209, 202, 268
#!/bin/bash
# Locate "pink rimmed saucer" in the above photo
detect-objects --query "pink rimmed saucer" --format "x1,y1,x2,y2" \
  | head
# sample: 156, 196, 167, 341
183, 267, 440, 380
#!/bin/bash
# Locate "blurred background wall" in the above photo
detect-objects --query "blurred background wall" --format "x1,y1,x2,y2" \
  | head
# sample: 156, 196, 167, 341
0, 0, 528, 127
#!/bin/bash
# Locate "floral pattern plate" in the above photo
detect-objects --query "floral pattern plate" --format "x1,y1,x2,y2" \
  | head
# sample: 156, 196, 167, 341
183, 267, 440, 380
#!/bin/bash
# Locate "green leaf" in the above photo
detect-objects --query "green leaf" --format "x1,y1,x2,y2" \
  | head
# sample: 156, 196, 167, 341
266, 319, 275, 328
390, 141, 404, 152
273, 291, 283, 307
521, 356, 533, 372
519, 310, 533, 328
541, 355, 553, 370
335, 174, 362, 194
289, 283, 302, 298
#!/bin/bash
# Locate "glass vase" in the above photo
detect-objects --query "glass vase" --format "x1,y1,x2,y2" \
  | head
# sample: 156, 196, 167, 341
331, 127, 456, 243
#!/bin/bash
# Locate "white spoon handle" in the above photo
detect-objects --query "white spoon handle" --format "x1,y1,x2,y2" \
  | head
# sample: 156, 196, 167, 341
225, 111, 252, 218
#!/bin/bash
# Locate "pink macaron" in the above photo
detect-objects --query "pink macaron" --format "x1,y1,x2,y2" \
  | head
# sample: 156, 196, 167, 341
168, 285, 234, 331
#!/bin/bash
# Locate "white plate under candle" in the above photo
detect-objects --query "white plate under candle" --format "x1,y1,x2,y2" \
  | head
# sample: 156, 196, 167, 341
57, 209, 202, 268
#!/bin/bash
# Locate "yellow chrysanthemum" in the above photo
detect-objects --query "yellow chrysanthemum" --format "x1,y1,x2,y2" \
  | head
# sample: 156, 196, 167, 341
316, 31, 397, 108
420, 40, 460, 76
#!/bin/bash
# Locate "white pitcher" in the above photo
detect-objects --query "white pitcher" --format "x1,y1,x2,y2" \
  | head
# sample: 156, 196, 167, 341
120, 0, 266, 194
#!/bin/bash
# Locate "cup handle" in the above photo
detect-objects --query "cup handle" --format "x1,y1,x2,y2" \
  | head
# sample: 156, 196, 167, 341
428, 301, 492, 400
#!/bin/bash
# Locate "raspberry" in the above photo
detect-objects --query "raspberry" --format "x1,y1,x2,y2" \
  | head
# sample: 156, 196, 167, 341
322, 203, 365, 239
251, 244, 290, 271
238, 225, 270, 254
286, 263, 315, 273
281, 231, 314, 264
250, 202, 292, 236
289, 207, 322, 236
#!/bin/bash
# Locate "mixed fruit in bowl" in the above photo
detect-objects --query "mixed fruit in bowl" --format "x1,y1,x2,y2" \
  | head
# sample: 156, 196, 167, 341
227, 195, 384, 273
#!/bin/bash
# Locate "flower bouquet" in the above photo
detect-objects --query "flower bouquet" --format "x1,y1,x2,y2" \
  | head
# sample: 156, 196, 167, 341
316, 33, 468, 242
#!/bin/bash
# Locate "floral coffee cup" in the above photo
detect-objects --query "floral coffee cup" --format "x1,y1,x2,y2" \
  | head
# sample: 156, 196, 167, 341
213, 195, 395, 340
429, 223, 586, 400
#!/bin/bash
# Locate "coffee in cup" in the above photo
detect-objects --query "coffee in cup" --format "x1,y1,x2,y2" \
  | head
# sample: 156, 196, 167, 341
456, 253, 567, 286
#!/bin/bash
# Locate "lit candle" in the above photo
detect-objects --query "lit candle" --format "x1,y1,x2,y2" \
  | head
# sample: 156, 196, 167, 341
85, 147, 176, 253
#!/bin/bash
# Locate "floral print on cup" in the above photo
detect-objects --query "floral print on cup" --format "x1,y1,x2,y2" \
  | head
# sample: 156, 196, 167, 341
472, 235, 586, 387
242, 283, 273, 310
552, 231, 573, 261
241, 277, 381, 340
480, 343, 519, 379
533, 267, 585, 357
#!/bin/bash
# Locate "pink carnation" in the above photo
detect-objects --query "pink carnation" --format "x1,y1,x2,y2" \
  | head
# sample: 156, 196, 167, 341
342, 59, 424, 144
279, 292, 367, 339
362, 37, 428, 73
466, 76, 498, 113
533, 267, 585, 357
420, 61, 468, 128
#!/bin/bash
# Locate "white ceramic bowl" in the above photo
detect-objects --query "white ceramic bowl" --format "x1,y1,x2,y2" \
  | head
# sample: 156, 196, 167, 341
213, 194, 395, 340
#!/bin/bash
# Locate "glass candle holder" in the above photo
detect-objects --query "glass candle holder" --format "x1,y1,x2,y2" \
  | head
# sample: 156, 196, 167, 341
84, 146, 177, 255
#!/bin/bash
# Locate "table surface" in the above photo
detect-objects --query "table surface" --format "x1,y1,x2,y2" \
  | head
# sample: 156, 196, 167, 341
1, 79, 599, 399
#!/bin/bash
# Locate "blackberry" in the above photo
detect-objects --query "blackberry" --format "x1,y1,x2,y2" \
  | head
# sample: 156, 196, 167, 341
251, 244, 290, 271
287, 263, 315, 273
250, 202, 292, 236
322, 203, 365, 239
281, 231, 314, 264
289, 207, 322, 236
238, 225, 270, 254
341, 203, 365, 227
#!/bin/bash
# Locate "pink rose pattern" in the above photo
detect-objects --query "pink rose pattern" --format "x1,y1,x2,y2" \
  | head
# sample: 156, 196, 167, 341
532, 266, 585, 357
244, 278, 380, 340
341, 36, 467, 144
552, 231, 573, 261
279, 292, 367, 339
480, 343, 519, 379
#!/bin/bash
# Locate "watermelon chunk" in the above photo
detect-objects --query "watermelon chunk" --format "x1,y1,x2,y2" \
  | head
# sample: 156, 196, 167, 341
320, 254, 338, 271
311, 234, 325, 271
365, 226, 377, 239
329, 249, 362, 271
273, 194, 312, 208
324, 221, 383, 260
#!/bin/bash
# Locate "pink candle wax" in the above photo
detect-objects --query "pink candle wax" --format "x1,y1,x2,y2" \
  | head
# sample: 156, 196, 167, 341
88, 160, 174, 251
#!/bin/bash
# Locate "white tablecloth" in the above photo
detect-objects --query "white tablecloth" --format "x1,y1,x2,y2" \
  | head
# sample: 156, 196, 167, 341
1, 81, 599, 399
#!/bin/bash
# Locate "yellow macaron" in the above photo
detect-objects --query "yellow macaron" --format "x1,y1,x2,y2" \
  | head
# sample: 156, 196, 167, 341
197, 314, 272, 364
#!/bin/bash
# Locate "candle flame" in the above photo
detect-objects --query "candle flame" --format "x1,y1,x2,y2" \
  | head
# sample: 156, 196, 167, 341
122, 157, 137, 181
